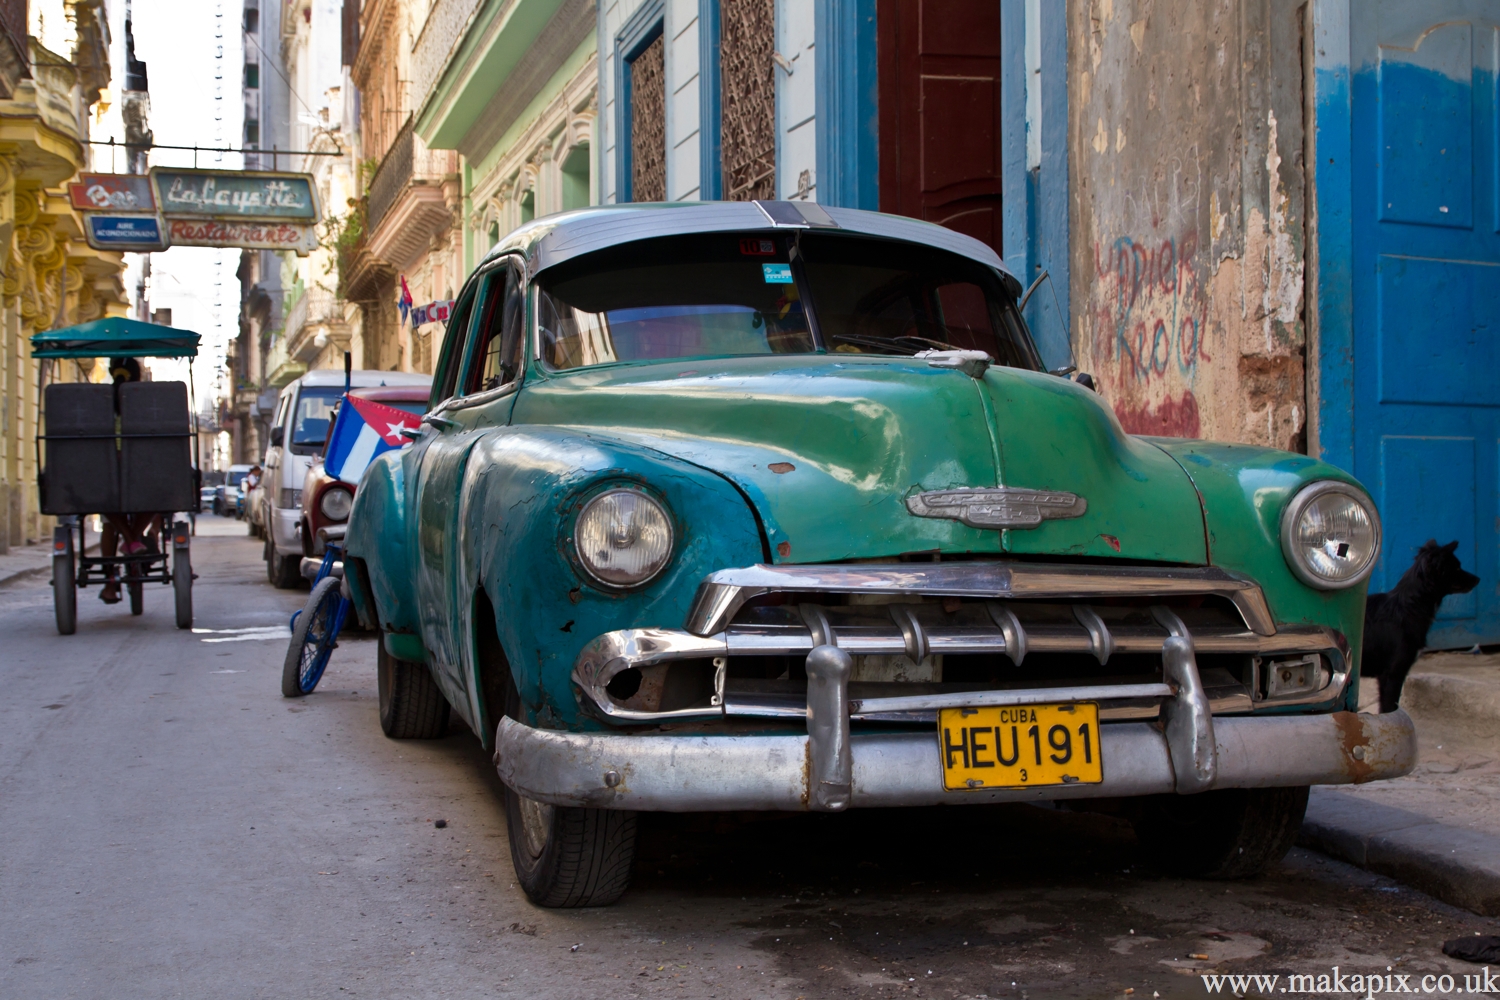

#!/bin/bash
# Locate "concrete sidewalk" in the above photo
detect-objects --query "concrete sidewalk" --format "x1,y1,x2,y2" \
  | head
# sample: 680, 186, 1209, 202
0, 542, 56, 588
1300, 654, 1500, 915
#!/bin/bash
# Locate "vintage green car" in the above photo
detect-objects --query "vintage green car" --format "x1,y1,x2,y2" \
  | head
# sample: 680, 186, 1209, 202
344, 200, 1414, 908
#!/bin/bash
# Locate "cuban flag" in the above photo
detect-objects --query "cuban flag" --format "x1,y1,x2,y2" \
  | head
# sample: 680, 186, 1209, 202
324, 395, 419, 485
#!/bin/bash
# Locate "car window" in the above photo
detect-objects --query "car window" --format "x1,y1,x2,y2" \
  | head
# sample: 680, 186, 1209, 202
290, 387, 344, 447
536, 233, 814, 370
464, 261, 525, 394
429, 282, 480, 407
797, 234, 1043, 370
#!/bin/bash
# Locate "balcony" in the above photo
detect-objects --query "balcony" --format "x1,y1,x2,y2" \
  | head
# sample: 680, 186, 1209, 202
284, 286, 349, 364
363, 116, 457, 271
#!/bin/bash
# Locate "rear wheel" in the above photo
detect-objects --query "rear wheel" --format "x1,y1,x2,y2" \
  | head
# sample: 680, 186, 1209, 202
173, 546, 193, 629
502, 679, 636, 907
282, 577, 342, 697
127, 574, 143, 616
53, 553, 76, 636
376, 641, 450, 738
1133, 785, 1309, 879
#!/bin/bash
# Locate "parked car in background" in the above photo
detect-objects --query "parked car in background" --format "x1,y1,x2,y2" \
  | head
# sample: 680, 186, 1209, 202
216, 464, 253, 516
298, 385, 432, 561
262, 368, 431, 588
345, 202, 1414, 908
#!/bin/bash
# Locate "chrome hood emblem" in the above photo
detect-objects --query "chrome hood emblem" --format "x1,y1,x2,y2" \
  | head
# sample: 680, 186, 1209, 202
905, 487, 1088, 529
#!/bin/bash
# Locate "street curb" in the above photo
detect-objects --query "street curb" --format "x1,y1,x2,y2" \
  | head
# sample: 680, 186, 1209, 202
0, 563, 51, 588
1402, 672, 1500, 727
1300, 791, 1500, 916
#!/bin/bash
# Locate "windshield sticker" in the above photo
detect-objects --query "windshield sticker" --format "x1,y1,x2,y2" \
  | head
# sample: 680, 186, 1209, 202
762, 263, 794, 284
740, 237, 775, 256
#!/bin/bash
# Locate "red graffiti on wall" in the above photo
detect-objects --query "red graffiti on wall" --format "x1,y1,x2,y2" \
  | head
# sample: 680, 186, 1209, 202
1091, 233, 1211, 385
1113, 391, 1202, 439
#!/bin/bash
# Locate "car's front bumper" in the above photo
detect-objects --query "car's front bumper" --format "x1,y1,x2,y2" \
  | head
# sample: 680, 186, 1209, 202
494, 707, 1416, 812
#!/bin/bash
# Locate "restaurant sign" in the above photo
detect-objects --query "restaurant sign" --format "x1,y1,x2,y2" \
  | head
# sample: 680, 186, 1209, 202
165, 218, 319, 254
151, 168, 319, 222
85, 215, 167, 252
69, 173, 156, 213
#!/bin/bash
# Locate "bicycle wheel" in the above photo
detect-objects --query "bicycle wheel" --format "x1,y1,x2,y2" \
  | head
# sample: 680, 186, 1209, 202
281, 576, 343, 697
128, 578, 143, 616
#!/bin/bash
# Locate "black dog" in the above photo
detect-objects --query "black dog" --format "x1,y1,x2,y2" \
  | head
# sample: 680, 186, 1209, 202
1362, 540, 1479, 713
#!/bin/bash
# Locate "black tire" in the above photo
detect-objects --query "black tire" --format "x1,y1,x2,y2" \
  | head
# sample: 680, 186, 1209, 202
282, 577, 341, 697
264, 535, 276, 583
502, 680, 636, 907
1133, 785, 1309, 879
377, 640, 450, 738
127, 578, 144, 616
270, 551, 301, 589
173, 547, 193, 629
53, 555, 76, 635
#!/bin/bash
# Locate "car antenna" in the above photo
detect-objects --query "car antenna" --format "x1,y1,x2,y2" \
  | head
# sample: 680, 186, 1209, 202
343, 351, 351, 395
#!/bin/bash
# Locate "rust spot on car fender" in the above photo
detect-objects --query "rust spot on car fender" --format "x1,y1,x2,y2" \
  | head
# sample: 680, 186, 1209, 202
777, 541, 791, 558
1331, 711, 1375, 783
1101, 534, 1121, 552
769, 462, 795, 474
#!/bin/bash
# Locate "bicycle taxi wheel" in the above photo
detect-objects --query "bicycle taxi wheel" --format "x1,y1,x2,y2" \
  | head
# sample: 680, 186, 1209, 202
281, 576, 344, 697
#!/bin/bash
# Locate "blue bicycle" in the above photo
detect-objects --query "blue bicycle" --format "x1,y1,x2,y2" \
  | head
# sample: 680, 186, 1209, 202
280, 531, 351, 698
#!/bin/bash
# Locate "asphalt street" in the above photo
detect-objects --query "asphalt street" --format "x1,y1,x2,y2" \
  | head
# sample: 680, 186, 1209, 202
2, 518, 1496, 1000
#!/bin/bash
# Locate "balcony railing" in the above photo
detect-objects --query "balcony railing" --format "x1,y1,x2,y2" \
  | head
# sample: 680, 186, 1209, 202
365, 116, 457, 237
366, 118, 414, 236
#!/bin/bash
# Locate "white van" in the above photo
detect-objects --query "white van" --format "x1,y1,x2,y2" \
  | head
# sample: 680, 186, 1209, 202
261, 368, 431, 587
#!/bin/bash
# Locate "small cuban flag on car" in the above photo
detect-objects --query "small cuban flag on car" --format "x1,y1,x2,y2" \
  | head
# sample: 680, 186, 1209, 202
324, 395, 420, 485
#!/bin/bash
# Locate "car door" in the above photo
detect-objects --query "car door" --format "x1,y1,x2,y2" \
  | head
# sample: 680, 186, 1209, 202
411, 257, 526, 706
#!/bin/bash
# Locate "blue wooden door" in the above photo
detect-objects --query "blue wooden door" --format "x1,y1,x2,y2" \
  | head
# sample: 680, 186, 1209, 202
1352, 3, 1500, 647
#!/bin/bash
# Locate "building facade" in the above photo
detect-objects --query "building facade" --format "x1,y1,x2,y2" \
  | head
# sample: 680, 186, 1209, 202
232, 1, 1500, 643
0, 0, 132, 551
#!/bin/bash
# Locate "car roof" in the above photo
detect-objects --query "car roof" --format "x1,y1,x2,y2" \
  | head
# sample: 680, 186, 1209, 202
480, 201, 1020, 290
289, 369, 432, 390
350, 386, 432, 403
228, 464, 253, 472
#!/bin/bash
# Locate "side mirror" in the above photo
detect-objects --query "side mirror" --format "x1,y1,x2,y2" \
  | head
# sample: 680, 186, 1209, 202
1075, 373, 1098, 393
270, 426, 284, 447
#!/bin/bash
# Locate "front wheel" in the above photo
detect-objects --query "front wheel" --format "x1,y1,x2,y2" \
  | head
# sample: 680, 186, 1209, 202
269, 547, 301, 589
501, 680, 636, 907
53, 554, 76, 635
127, 578, 143, 616
1132, 785, 1309, 879
282, 577, 343, 697
173, 545, 193, 629
376, 641, 450, 738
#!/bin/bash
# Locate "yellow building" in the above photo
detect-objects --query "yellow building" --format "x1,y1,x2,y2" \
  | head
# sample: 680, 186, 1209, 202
0, 5, 131, 552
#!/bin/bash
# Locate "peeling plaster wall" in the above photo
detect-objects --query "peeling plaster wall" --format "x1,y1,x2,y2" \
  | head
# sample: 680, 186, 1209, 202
1069, 0, 1309, 451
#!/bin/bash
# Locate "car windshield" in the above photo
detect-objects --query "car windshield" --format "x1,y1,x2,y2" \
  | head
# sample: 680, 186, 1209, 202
291, 387, 343, 446
535, 232, 1041, 371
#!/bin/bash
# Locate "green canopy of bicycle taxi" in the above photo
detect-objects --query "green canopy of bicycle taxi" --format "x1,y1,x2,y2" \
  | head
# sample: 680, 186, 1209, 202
29, 316, 201, 360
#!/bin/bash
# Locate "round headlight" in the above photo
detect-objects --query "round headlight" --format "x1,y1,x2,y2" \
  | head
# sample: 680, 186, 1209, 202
574, 489, 674, 588
1280, 481, 1381, 589
319, 486, 354, 522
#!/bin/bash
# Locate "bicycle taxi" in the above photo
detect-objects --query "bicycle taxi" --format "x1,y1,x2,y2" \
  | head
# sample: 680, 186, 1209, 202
33, 317, 201, 634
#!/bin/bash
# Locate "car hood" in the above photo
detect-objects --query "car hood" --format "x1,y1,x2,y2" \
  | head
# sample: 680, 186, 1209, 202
511, 356, 1207, 565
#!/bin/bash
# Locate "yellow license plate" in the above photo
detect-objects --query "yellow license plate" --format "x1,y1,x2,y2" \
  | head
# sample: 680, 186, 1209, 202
938, 703, 1104, 791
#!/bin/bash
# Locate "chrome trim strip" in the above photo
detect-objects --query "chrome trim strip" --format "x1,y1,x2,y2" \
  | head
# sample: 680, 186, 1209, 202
985, 601, 1027, 664
1072, 605, 1115, 664
494, 710, 1419, 812
799, 603, 836, 648
684, 561, 1277, 637
847, 682, 1173, 715
889, 604, 929, 662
